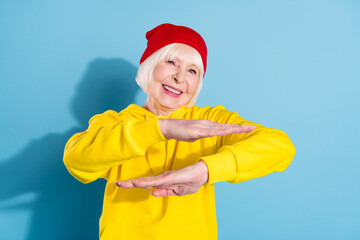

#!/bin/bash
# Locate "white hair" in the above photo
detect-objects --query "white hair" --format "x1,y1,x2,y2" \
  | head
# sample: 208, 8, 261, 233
135, 43, 204, 107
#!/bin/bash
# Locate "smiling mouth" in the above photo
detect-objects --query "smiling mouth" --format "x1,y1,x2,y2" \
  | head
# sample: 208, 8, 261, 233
162, 84, 183, 95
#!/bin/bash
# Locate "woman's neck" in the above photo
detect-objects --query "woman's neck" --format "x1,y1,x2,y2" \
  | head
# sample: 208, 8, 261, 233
142, 98, 178, 116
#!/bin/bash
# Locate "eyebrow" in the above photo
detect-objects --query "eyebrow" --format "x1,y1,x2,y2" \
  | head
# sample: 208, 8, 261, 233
169, 57, 199, 69
188, 64, 198, 69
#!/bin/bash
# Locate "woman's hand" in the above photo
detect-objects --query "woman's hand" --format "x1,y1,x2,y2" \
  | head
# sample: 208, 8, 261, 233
158, 119, 256, 142
114, 161, 209, 197
114, 120, 256, 196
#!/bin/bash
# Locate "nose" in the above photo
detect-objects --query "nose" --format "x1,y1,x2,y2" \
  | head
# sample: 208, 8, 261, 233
173, 69, 185, 84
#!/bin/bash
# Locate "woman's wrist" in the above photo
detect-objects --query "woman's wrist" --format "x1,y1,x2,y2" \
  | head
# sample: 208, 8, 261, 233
194, 160, 209, 185
158, 119, 169, 139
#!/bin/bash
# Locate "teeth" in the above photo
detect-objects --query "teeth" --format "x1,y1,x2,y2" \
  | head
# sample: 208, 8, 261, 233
163, 85, 181, 95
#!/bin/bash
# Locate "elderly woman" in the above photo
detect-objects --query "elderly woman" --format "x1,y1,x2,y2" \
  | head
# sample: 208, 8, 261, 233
63, 23, 296, 240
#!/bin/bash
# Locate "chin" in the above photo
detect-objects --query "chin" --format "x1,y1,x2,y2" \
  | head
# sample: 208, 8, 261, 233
159, 98, 182, 107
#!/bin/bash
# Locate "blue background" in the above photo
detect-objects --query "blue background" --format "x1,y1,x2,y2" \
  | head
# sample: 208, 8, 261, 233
0, 0, 359, 239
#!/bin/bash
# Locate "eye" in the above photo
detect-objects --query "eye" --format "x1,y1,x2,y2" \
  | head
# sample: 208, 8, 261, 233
167, 60, 175, 65
189, 69, 197, 74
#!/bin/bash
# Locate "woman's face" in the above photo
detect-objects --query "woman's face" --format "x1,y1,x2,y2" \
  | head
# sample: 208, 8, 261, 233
147, 44, 201, 113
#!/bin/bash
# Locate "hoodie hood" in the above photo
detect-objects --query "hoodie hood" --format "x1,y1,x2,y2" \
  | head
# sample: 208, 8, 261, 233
124, 104, 191, 120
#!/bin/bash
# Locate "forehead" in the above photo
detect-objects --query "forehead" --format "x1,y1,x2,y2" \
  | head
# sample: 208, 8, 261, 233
163, 44, 202, 67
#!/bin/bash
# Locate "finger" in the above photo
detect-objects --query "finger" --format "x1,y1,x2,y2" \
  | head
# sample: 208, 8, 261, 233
114, 176, 156, 188
114, 181, 136, 188
207, 122, 237, 129
132, 174, 172, 189
225, 124, 256, 132
151, 188, 177, 197
216, 126, 254, 135
207, 125, 256, 136
133, 180, 164, 189
196, 126, 255, 139
211, 123, 255, 130
233, 124, 257, 133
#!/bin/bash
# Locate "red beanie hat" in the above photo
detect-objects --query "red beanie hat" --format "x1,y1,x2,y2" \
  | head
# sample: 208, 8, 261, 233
140, 23, 208, 74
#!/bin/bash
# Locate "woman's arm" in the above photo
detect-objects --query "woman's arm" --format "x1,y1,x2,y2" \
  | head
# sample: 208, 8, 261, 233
115, 107, 295, 196
64, 107, 256, 184
200, 108, 296, 185
63, 110, 167, 184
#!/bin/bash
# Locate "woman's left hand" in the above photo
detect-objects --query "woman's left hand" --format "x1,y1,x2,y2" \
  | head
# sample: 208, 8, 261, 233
114, 161, 209, 197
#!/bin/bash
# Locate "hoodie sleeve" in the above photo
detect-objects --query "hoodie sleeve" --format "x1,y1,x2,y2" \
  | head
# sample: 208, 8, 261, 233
200, 106, 296, 185
63, 110, 166, 184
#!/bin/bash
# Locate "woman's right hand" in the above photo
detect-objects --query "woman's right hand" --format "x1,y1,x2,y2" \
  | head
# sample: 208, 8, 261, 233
158, 119, 256, 142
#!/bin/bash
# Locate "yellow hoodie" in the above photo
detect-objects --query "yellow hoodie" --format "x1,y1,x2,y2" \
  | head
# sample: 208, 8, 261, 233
63, 104, 296, 240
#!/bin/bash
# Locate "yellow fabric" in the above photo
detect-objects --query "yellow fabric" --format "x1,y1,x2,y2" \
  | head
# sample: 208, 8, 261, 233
63, 104, 296, 240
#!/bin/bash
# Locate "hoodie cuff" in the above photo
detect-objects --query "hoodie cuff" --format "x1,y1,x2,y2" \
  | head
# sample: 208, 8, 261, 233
200, 151, 237, 185
128, 117, 167, 149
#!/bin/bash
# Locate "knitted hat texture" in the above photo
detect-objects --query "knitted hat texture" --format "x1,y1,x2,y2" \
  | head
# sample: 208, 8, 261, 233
140, 23, 207, 74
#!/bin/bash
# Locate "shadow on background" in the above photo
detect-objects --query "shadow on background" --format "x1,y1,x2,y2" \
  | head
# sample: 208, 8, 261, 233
0, 58, 139, 239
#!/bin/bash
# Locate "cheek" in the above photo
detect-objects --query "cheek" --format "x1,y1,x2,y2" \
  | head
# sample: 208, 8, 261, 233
149, 83, 161, 97
188, 78, 199, 94
153, 64, 170, 82
147, 80, 159, 96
